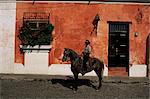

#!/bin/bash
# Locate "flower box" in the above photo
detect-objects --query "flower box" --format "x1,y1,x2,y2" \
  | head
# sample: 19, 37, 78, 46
20, 45, 52, 53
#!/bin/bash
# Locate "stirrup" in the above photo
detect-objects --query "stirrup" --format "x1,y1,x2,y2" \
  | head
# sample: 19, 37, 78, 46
81, 69, 86, 76
81, 72, 86, 76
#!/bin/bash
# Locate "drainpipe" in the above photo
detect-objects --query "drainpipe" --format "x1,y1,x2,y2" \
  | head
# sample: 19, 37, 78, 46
32, 0, 35, 5
146, 33, 150, 77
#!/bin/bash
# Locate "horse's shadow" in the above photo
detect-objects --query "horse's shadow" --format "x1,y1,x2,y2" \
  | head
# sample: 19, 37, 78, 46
51, 76, 97, 90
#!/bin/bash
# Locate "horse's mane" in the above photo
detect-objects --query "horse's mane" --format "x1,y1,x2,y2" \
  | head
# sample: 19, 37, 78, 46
65, 48, 79, 57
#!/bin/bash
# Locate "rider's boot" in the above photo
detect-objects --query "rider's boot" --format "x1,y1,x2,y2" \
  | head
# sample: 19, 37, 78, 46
81, 66, 87, 76
82, 71, 86, 76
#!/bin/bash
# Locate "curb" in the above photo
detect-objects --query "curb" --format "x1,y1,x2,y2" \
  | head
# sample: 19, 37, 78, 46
0, 74, 149, 84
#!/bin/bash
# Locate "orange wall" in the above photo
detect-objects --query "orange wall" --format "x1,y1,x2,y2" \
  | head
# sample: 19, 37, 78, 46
15, 3, 150, 65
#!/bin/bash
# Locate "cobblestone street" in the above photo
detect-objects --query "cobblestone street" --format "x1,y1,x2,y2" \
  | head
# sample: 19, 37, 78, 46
0, 74, 149, 99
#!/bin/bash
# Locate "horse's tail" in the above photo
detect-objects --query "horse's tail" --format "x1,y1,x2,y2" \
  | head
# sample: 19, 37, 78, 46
97, 59, 104, 77
101, 63, 104, 77
102, 62, 104, 70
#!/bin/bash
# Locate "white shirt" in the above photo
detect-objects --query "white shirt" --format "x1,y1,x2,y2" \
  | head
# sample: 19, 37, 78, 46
84, 45, 91, 54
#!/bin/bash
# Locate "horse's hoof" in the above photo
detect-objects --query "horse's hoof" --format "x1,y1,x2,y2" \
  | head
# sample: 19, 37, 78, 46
96, 89, 99, 92
96, 87, 100, 92
73, 91, 77, 94
70, 86, 73, 89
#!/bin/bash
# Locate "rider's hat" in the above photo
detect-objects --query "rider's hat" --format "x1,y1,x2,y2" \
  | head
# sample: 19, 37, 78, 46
85, 40, 90, 44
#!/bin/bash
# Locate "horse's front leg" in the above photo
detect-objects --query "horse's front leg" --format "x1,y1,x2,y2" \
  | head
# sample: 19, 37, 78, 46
73, 72, 78, 93
94, 68, 103, 91
98, 76, 102, 90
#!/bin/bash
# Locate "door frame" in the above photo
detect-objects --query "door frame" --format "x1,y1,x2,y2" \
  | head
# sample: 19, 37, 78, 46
107, 21, 131, 71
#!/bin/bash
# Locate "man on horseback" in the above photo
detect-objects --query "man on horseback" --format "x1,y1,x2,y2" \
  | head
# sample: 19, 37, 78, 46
82, 40, 92, 75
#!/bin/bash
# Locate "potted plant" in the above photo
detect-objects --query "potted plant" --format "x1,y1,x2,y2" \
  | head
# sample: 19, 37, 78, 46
18, 22, 54, 52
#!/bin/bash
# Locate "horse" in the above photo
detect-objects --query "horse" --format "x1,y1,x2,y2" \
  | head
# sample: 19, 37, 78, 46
62, 48, 104, 92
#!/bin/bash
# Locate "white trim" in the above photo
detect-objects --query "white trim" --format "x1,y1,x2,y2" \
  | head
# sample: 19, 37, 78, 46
0, 1, 149, 5
20, 45, 52, 49
20, 45, 52, 53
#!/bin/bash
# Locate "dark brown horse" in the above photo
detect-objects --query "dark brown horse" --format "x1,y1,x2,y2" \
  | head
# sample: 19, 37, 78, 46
62, 48, 104, 92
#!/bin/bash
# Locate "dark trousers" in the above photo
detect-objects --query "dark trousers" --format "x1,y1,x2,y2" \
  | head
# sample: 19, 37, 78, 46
83, 53, 90, 70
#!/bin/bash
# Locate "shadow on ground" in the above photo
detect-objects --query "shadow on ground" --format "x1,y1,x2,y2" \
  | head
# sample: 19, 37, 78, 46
51, 76, 97, 90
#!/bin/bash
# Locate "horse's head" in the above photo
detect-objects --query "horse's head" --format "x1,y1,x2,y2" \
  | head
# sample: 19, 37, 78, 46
62, 48, 71, 62
62, 48, 79, 62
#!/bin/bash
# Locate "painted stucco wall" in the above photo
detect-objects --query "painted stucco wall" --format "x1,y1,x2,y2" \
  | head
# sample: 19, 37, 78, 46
15, 3, 150, 66
0, 2, 16, 73
0, 2, 149, 76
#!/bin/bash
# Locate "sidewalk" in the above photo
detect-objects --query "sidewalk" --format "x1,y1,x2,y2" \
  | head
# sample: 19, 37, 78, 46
0, 74, 149, 84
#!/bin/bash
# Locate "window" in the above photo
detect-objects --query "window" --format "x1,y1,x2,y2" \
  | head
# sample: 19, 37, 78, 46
23, 12, 50, 30
18, 12, 54, 46
26, 21, 48, 30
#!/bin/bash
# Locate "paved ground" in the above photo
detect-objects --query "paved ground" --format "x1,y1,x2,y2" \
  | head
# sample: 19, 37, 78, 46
0, 74, 149, 99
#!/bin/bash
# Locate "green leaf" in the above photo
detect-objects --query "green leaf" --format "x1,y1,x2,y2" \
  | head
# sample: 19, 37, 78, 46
18, 23, 54, 46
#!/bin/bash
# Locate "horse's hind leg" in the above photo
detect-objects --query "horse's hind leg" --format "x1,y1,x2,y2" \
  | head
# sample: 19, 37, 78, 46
73, 73, 78, 93
94, 68, 103, 90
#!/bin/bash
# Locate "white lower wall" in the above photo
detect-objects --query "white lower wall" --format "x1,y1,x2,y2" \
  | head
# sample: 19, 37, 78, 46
48, 64, 108, 76
129, 65, 147, 77
0, 2, 16, 73
25, 52, 49, 74
14, 53, 49, 74
14, 63, 148, 77
14, 63, 108, 76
